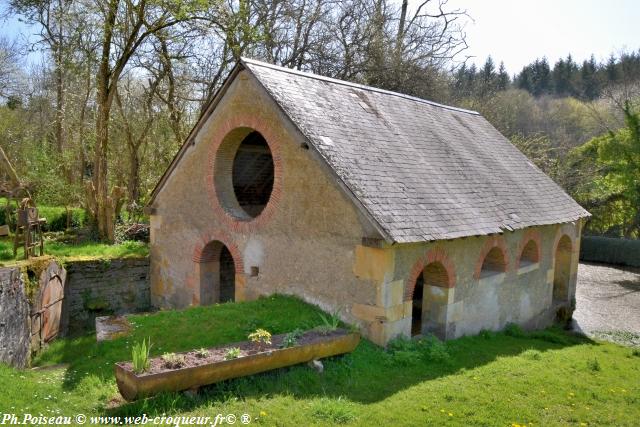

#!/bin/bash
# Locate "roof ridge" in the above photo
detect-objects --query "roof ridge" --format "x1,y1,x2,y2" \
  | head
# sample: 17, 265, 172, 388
240, 57, 479, 116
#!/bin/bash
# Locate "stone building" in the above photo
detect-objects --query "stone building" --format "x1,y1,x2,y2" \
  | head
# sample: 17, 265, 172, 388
146, 58, 590, 345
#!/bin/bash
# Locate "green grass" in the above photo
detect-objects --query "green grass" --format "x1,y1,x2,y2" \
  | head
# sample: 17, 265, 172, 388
0, 237, 148, 263
1, 295, 639, 426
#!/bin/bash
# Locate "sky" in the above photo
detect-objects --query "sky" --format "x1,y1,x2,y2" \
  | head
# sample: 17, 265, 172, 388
448, 0, 640, 74
1, 0, 639, 75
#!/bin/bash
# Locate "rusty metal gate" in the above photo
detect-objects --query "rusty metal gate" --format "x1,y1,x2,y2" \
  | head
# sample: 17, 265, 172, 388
31, 262, 66, 348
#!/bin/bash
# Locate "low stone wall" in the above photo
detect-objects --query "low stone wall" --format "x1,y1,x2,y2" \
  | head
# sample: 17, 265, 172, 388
61, 258, 150, 335
0, 267, 30, 368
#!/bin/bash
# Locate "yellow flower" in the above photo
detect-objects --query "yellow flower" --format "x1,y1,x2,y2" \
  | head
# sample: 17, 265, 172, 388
448, 413, 453, 417
259, 411, 267, 417
580, 423, 587, 426
440, 409, 445, 413
569, 392, 575, 396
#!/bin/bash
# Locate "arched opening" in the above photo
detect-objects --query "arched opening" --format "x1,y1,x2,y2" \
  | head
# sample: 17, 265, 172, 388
411, 275, 424, 336
198, 241, 236, 305
412, 262, 449, 336
215, 128, 274, 220
519, 240, 539, 267
553, 235, 572, 304
480, 247, 507, 278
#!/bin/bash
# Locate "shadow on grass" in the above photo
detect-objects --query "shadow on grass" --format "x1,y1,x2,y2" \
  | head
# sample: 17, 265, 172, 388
34, 295, 594, 416
108, 331, 593, 417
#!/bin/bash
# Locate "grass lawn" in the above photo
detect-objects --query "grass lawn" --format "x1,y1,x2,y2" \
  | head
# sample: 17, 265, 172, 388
1, 295, 639, 426
0, 237, 148, 263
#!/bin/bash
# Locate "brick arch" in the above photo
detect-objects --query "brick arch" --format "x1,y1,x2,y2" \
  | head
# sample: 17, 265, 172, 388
474, 235, 510, 279
405, 246, 456, 301
516, 229, 542, 269
192, 230, 245, 274
553, 225, 576, 255
205, 112, 284, 233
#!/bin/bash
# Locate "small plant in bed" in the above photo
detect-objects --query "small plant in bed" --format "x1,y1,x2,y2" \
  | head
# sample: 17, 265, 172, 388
313, 312, 342, 335
194, 348, 209, 359
280, 329, 304, 348
224, 347, 241, 360
131, 338, 151, 374
248, 328, 272, 350
161, 352, 185, 369
319, 312, 340, 330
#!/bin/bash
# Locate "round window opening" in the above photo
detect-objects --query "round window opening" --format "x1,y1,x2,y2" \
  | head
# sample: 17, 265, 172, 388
214, 128, 275, 220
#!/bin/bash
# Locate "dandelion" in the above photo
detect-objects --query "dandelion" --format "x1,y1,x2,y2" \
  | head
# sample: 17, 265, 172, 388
259, 411, 267, 417
440, 409, 445, 413
448, 413, 453, 417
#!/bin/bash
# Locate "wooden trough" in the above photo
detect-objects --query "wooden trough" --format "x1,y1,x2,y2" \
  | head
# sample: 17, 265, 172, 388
115, 329, 360, 401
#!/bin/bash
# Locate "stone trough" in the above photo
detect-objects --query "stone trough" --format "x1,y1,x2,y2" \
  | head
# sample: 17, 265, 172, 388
115, 329, 360, 401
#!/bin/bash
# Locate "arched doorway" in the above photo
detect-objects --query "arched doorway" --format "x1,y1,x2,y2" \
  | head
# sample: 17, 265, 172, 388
198, 241, 236, 305
412, 261, 450, 336
553, 235, 572, 304
412, 274, 425, 336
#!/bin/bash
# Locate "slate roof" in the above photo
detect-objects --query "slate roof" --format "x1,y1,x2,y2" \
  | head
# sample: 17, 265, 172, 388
241, 58, 590, 243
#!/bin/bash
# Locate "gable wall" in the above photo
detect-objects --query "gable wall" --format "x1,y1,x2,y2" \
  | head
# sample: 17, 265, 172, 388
150, 70, 380, 314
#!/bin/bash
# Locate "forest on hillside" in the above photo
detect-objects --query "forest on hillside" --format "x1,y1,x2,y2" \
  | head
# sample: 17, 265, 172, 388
0, 0, 638, 240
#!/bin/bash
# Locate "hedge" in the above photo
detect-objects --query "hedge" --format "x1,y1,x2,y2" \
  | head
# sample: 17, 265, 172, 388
580, 236, 640, 267
0, 205, 86, 232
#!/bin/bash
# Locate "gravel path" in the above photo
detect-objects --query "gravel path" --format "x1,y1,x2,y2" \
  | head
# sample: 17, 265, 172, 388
573, 262, 640, 346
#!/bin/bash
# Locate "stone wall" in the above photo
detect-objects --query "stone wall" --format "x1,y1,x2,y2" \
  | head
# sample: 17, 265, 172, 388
0, 267, 30, 368
61, 257, 150, 335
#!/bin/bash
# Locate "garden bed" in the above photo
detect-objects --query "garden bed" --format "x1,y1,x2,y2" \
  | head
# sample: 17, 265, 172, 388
115, 328, 360, 401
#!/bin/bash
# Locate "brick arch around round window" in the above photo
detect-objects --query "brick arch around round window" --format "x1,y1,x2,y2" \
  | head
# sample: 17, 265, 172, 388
515, 229, 542, 269
205, 112, 284, 233
405, 246, 456, 301
473, 235, 510, 280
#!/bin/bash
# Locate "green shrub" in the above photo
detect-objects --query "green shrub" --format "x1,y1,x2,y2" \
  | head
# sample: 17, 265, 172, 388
311, 398, 357, 424
419, 335, 450, 362
386, 334, 450, 364
504, 323, 525, 337
479, 329, 495, 339
131, 338, 151, 374
580, 236, 640, 267
631, 348, 640, 357
0, 205, 86, 232
387, 336, 416, 353
522, 349, 542, 360
530, 329, 570, 345
587, 358, 601, 371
